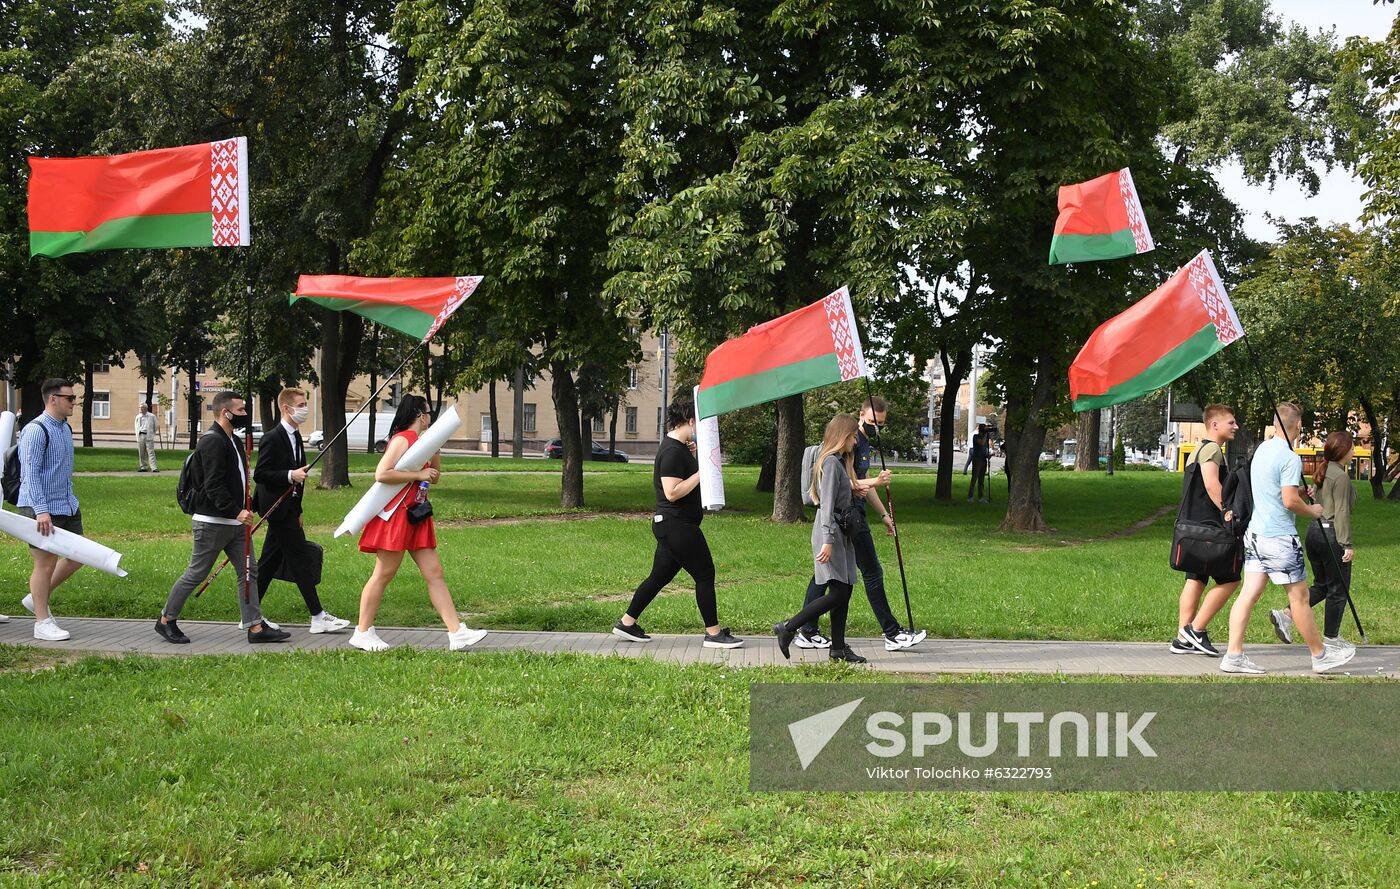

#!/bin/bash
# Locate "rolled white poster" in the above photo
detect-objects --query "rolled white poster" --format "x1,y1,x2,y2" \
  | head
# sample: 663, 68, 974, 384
334, 408, 462, 538
693, 386, 725, 510
0, 410, 15, 452
0, 507, 127, 577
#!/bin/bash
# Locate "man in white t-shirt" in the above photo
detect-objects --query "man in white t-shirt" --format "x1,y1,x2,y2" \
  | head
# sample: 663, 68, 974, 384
1220, 402, 1355, 674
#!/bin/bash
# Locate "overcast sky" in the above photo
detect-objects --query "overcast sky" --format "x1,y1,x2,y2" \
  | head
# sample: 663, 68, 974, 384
1215, 1, 1396, 242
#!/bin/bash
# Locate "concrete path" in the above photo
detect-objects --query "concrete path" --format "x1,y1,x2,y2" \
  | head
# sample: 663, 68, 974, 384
2, 615, 1394, 678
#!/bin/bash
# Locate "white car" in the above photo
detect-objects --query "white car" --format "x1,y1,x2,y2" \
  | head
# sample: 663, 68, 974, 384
307, 429, 324, 449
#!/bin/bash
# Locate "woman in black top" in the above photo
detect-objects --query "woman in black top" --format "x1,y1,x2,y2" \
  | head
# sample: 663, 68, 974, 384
613, 401, 743, 649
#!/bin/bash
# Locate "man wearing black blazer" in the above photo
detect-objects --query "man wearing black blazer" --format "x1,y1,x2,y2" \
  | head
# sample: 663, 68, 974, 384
157, 390, 290, 644
253, 388, 350, 634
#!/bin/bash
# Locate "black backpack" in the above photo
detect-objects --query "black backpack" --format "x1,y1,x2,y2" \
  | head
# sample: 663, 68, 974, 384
1170, 443, 1241, 576
1220, 456, 1255, 538
176, 448, 205, 515
2, 422, 50, 506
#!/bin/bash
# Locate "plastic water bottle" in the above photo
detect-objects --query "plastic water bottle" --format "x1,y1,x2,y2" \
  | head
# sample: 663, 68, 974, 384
413, 480, 429, 504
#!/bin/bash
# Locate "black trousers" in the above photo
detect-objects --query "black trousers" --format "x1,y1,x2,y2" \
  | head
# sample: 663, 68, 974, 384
256, 515, 323, 616
786, 580, 855, 649
800, 509, 900, 637
1305, 522, 1351, 639
968, 459, 987, 499
626, 515, 719, 627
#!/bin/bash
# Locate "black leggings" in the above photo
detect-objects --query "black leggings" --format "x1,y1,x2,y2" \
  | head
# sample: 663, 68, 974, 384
1305, 522, 1351, 639
626, 516, 718, 627
785, 580, 855, 649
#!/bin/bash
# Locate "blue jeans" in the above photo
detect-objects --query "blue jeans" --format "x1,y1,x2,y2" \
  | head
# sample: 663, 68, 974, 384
801, 508, 900, 637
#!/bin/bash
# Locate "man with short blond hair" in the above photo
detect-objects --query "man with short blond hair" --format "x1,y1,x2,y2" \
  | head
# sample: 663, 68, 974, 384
1169, 403, 1240, 657
1221, 402, 1354, 674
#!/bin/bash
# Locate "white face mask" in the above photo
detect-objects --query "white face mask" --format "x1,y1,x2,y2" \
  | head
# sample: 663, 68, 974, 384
291, 405, 310, 424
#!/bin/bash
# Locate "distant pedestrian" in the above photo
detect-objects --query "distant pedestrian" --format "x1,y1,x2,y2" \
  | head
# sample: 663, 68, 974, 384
967, 423, 990, 502
134, 402, 159, 472
16, 378, 84, 641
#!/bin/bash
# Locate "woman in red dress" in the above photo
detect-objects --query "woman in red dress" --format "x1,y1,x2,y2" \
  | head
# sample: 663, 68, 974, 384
348, 395, 487, 652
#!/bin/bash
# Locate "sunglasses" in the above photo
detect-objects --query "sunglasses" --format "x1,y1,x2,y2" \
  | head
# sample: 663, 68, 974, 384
53, 394, 77, 402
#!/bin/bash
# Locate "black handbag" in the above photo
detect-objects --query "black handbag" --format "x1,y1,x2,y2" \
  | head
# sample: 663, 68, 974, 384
407, 498, 433, 525
1170, 457, 1241, 575
273, 540, 323, 586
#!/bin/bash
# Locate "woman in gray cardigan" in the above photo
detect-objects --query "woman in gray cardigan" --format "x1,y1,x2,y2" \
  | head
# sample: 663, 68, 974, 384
774, 414, 866, 663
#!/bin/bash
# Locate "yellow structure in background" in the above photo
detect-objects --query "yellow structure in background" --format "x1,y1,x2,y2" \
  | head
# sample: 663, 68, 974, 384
1177, 442, 1374, 479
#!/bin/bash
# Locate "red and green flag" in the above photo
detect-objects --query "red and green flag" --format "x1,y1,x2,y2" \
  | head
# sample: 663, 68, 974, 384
28, 138, 249, 257
1070, 250, 1242, 411
696, 286, 868, 419
291, 275, 483, 343
1048, 167, 1154, 265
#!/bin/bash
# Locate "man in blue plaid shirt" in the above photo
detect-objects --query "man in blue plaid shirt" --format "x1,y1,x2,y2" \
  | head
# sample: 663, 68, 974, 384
16, 378, 84, 641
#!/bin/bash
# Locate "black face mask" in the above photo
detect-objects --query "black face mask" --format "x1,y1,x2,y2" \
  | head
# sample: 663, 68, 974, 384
862, 422, 881, 439
226, 411, 251, 430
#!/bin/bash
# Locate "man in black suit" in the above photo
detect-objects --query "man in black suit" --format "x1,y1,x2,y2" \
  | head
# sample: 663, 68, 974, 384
156, 390, 290, 644
253, 388, 350, 634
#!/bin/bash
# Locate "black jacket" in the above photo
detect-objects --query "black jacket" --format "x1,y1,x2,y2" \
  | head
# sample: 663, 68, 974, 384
192, 426, 250, 520
253, 423, 305, 519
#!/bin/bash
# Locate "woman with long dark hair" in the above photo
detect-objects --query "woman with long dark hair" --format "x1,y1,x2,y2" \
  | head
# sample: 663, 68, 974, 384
774, 414, 867, 664
348, 395, 487, 652
612, 400, 743, 649
1302, 431, 1357, 649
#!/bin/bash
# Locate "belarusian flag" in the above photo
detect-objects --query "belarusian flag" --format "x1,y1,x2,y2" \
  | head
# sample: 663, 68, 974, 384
28, 138, 249, 257
1070, 250, 1242, 411
291, 275, 483, 343
1048, 167, 1154, 265
696, 286, 868, 419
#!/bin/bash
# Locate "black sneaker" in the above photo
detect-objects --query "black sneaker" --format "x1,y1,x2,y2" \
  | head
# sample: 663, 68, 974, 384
612, 620, 652, 643
774, 622, 796, 660
829, 647, 868, 664
703, 628, 744, 649
1168, 638, 1195, 655
154, 618, 190, 644
1182, 625, 1221, 657
247, 622, 292, 643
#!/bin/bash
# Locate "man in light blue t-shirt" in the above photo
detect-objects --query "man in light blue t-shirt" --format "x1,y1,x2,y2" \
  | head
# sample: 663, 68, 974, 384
1221, 402, 1354, 675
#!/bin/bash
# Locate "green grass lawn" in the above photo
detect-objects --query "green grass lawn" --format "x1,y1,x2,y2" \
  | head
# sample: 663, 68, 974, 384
70, 446, 645, 474
7, 452, 1397, 645
3, 649, 1399, 888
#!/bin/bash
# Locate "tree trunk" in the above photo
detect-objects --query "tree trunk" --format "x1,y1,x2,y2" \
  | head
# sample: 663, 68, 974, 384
512, 364, 525, 458
489, 379, 500, 458
258, 377, 280, 433
144, 372, 155, 413
1000, 348, 1056, 532
772, 393, 805, 522
185, 357, 200, 449
317, 309, 364, 488
20, 379, 42, 422
1074, 409, 1101, 471
1359, 395, 1386, 499
551, 361, 585, 508
608, 404, 618, 456
81, 363, 94, 448
935, 350, 971, 500
367, 327, 379, 454
756, 409, 778, 492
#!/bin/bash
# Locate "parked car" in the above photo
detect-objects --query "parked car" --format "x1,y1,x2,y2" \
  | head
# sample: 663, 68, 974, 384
307, 429, 324, 449
544, 438, 629, 462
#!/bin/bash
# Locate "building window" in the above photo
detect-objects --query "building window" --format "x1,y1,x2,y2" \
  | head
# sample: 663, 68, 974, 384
592, 414, 605, 435
523, 403, 537, 433
91, 391, 111, 419
92, 361, 110, 373
628, 368, 638, 390
625, 406, 637, 434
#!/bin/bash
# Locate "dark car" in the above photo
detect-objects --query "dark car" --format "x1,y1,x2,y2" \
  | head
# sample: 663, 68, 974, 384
544, 438, 629, 462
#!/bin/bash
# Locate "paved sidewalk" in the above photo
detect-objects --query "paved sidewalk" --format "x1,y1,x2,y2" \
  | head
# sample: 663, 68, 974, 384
1, 616, 1394, 678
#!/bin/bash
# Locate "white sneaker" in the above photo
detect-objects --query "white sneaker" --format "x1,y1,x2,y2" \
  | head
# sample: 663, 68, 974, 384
0, 613, 8, 622
1220, 653, 1266, 674
1324, 635, 1356, 653
1313, 645, 1356, 674
33, 617, 70, 642
238, 618, 281, 630
309, 612, 351, 634
21, 593, 35, 614
348, 627, 390, 652
793, 631, 831, 650
1269, 608, 1295, 644
447, 625, 488, 650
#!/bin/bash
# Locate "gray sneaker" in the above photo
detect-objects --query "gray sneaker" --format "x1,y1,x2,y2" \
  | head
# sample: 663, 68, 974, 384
1269, 608, 1295, 644
1324, 635, 1356, 653
1312, 645, 1356, 674
1220, 653, 1266, 675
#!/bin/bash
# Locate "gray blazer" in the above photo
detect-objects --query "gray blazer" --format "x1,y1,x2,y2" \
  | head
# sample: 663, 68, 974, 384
812, 453, 857, 586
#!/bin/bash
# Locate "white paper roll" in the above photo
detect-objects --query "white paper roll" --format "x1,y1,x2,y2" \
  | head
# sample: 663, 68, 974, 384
0, 410, 15, 453
0, 507, 127, 577
694, 387, 725, 511
334, 408, 462, 537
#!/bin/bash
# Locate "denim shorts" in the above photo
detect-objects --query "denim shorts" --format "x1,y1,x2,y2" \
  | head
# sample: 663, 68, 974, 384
1243, 531, 1306, 585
